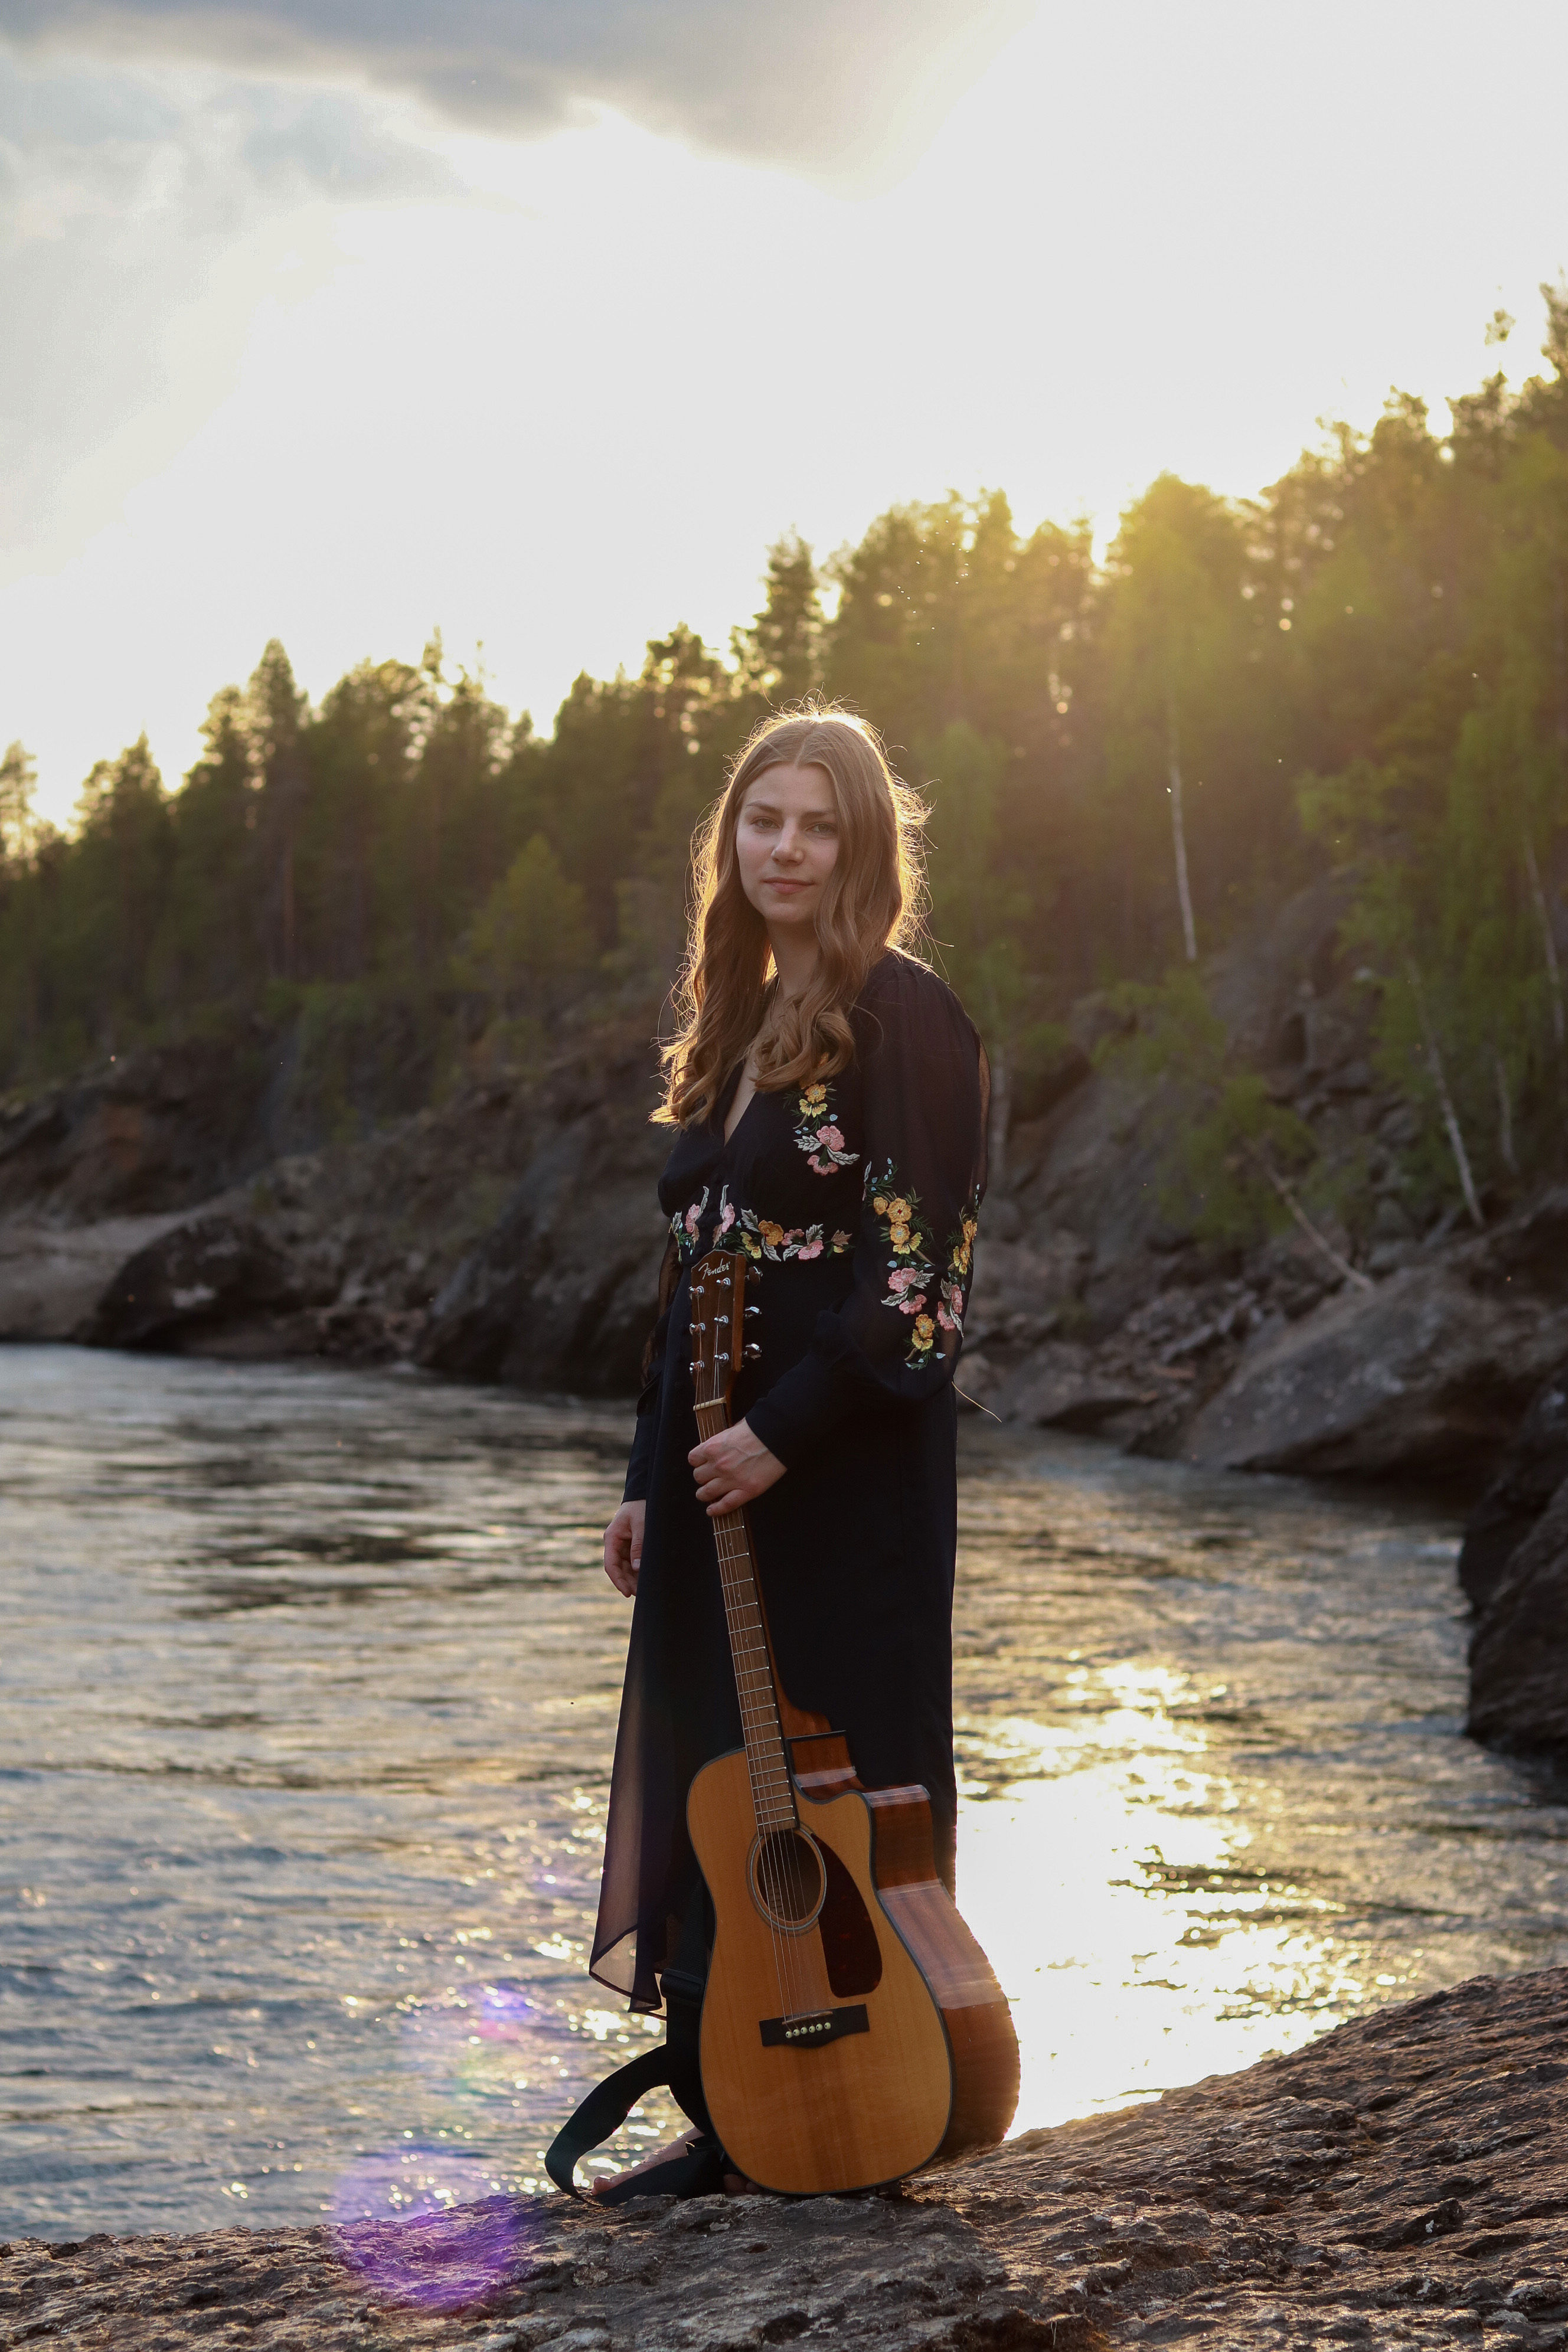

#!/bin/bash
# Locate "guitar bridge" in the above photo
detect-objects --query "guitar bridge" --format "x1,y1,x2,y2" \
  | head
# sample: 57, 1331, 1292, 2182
759, 2004, 868, 2050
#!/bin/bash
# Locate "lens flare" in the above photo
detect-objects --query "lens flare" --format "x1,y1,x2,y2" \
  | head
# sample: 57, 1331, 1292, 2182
331, 2147, 535, 2311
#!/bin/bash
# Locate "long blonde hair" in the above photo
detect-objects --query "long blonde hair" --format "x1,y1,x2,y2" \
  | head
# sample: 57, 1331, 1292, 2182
658, 708, 927, 1126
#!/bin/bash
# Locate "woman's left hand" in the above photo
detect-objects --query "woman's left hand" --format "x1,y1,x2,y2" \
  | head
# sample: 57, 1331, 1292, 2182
688, 1418, 786, 1515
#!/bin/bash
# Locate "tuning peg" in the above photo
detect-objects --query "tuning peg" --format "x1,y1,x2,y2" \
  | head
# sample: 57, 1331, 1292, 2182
744, 1343, 761, 1360
744, 1305, 759, 1319
745, 1265, 761, 1289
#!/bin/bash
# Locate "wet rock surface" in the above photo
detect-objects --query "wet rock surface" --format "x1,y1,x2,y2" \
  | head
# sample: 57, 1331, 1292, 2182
1458, 1359, 1568, 1761
0, 1024, 670, 1395
1460, 1361, 1568, 1614
1180, 1262, 1565, 1482
8, 1967, 1568, 2350
1468, 1478, 1568, 1758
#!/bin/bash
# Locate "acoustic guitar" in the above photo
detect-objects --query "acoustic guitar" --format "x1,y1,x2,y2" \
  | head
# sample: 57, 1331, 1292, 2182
684, 1246, 1019, 2195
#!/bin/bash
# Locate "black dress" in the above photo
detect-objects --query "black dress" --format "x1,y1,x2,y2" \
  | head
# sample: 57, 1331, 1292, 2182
592, 950, 988, 2011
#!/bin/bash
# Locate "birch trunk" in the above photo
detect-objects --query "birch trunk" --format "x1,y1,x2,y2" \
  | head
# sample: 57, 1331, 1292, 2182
1523, 829, 1566, 1051
1166, 697, 1198, 964
1492, 1051, 1519, 1176
1406, 958, 1485, 1228
1239, 1139, 1374, 1291
986, 1044, 1011, 1194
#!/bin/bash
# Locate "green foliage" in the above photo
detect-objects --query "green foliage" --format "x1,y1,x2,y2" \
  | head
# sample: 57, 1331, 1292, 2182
0, 742, 39, 867
924, 721, 1030, 1034
453, 834, 592, 1003
1098, 970, 1333, 1249
0, 295, 1564, 1221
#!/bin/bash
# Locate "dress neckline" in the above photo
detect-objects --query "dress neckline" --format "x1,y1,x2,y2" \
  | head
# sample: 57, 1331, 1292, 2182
714, 1060, 757, 1150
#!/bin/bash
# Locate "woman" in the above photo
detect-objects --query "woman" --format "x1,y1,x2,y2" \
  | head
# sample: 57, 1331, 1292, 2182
587, 707, 987, 2190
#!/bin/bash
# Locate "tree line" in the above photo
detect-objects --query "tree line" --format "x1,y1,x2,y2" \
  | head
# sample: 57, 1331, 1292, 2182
2, 288, 1566, 1229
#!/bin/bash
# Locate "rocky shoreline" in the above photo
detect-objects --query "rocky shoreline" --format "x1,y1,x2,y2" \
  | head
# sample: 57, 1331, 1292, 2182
4, 886, 1566, 1491
5, 880, 1567, 1752
6, 1966, 1568, 2349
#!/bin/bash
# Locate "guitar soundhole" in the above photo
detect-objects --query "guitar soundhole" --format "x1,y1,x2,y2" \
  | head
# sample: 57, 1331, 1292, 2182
749, 1830, 826, 1930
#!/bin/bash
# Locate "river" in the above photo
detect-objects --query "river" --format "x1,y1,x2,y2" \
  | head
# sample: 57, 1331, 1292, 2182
3, 1343, 1566, 2240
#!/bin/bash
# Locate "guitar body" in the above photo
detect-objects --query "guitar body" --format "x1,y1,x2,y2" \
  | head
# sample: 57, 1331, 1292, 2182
680, 1247, 1019, 2196
688, 1734, 1019, 2194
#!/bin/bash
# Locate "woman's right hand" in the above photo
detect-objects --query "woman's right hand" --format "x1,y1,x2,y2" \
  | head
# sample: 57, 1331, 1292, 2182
603, 1500, 646, 1598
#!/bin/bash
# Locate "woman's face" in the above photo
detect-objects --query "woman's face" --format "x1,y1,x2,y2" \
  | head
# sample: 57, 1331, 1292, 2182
735, 763, 841, 935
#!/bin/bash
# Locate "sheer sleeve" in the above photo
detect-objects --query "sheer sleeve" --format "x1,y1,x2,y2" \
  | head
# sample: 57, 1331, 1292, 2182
622, 1355, 662, 1503
744, 958, 988, 1469
623, 1236, 681, 1504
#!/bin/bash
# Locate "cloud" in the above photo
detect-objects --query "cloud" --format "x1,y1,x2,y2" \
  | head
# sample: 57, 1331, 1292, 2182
0, 48, 462, 556
0, 0, 1033, 184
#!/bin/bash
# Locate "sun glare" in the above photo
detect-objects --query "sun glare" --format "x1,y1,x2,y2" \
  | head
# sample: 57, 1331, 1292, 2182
958, 1662, 1378, 2134
5, 2, 1564, 821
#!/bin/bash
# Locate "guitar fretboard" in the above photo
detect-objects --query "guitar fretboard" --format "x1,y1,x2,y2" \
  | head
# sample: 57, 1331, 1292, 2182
694, 1397, 797, 1835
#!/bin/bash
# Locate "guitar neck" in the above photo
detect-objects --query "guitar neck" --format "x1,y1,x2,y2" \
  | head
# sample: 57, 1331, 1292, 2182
693, 1397, 798, 1836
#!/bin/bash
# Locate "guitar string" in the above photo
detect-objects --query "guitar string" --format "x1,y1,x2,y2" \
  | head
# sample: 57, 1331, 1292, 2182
694, 1270, 811, 2023
714, 1507, 795, 2020
694, 1285, 797, 2022
695, 1279, 789, 2013
703, 1285, 814, 2022
713, 1498, 803, 2019
717, 1510, 798, 2018
713, 1505, 806, 2021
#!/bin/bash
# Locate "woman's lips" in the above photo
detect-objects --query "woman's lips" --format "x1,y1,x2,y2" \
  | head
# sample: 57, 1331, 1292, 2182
764, 877, 808, 891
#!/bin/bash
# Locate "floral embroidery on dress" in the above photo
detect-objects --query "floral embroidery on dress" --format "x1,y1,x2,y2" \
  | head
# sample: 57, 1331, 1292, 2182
671, 1186, 710, 1260
865, 1167, 981, 1367
671, 1182, 851, 1266
718, 1184, 852, 1265
792, 1079, 860, 1175
866, 1159, 940, 1366
937, 1191, 981, 1342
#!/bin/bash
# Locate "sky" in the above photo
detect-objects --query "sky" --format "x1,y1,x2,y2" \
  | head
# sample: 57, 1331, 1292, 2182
2, 0, 1566, 825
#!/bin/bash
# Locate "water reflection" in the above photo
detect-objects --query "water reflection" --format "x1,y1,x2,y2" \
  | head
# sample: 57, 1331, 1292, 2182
2, 1345, 1566, 2237
952, 1428, 1568, 2132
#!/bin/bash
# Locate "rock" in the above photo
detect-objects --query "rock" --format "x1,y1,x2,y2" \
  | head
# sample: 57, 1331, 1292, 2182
1467, 1477, 1568, 1756
0, 1212, 192, 1340
1182, 1264, 1564, 1481
1479, 1185, 1568, 1302
0, 1020, 673, 1389
1458, 1358, 1568, 1611
81, 1212, 316, 1355
1204, 871, 1358, 1069
992, 1340, 1160, 1432
416, 1064, 670, 1398
8, 1967, 1568, 2348
0, 1037, 277, 1222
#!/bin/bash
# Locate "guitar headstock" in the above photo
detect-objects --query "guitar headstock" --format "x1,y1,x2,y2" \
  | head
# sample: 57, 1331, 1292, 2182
688, 1248, 759, 1408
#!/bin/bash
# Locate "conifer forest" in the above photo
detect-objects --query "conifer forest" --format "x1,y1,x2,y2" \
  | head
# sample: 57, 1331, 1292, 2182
4, 293, 1567, 1239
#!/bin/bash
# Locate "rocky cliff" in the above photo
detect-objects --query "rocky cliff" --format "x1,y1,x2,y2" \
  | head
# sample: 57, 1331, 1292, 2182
3, 880, 1565, 1497
1461, 1360, 1568, 1759
0, 1018, 671, 1396
6, 1966, 1568, 2349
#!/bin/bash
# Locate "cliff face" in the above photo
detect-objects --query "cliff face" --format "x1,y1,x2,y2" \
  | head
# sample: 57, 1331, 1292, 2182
1461, 1360, 1568, 1760
6, 1966, 1568, 2349
0, 1018, 671, 1396
2, 882, 1564, 1497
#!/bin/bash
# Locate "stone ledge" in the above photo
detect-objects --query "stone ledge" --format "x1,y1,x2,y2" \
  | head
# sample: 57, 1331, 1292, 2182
6, 1967, 1567, 2350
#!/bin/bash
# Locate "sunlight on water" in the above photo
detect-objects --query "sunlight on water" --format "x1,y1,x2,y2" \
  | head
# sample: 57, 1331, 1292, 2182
961, 1697, 1360, 2133
2, 1347, 1567, 2236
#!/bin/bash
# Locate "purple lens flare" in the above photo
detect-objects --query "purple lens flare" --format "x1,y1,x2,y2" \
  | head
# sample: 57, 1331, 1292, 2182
331, 2145, 537, 2311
